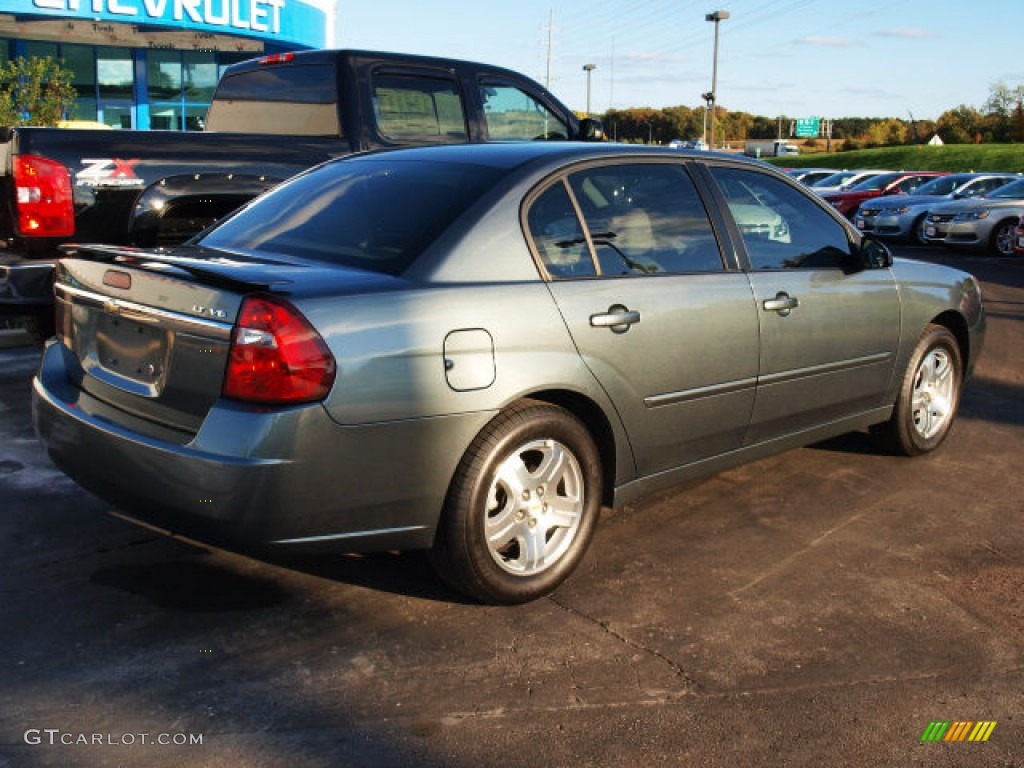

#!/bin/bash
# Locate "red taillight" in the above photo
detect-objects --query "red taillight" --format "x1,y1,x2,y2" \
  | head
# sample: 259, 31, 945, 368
14, 154, 74, 237
258, 52, 294, 65
223, 295, 336, 405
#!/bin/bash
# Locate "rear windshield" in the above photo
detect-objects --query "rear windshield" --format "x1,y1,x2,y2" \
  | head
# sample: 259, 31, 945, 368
196, 158, 503, 275
206, 64, 340, 135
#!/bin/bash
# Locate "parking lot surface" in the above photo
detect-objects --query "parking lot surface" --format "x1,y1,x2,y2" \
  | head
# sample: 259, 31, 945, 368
1, 247, 1022, 767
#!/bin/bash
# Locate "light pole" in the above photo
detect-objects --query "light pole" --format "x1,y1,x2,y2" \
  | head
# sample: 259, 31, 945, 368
582, 63, 597, 117
701, 91, 713, 146
705, 10, 729, 149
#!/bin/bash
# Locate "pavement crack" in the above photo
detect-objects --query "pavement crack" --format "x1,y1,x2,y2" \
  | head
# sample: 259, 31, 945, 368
729, 509, 871, 597
547, 594, 701, 691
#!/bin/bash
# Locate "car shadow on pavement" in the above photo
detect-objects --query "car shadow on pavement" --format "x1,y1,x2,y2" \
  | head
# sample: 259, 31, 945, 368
264, 550, 478, 606
87, 529, 477, 608
90, 557, 293, 613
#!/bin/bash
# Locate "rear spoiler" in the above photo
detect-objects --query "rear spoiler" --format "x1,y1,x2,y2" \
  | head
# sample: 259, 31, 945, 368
59, 243, 293, 293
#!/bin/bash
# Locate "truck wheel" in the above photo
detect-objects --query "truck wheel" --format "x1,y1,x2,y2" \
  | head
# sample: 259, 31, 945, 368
430, 400, 602, 604
870, 325, 962, 456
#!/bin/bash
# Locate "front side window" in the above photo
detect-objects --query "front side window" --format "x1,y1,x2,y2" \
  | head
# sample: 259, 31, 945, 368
371, 73, 467, 141
963, 177, 1013, 197
897, 174, 933, 194
480, 81, 567, 141
711, 166, 851, 270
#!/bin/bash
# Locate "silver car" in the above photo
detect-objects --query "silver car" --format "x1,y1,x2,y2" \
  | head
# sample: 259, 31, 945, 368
856, 173, 1019, 243
33, 143, 986, 604
809, 169, 887, 196
923, 178, 1024, 255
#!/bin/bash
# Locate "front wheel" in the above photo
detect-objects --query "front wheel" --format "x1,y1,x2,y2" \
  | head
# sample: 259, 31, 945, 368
871, 325, 962, 456
430, 400, 602, 604
990, 218, 1016, 256
911, 215, 929, 245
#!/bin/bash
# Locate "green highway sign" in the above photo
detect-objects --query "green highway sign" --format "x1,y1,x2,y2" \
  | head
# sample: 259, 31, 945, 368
795, 117, 820, 138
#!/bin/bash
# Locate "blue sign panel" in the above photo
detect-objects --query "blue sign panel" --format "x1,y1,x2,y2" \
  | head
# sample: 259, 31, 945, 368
18, 0, 326, 48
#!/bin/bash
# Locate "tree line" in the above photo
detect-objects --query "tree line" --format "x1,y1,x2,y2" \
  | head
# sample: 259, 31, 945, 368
598, 82, 1024, 149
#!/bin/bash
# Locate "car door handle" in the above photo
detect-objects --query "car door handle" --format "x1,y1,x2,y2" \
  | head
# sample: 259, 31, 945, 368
590, 305, 641, 332
762, 292, 799, 316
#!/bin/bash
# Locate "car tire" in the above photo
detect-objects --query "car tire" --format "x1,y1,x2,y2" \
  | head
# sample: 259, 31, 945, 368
870, 325, 962, 456
430, 399, 602, 604
990, 218, 1016, 256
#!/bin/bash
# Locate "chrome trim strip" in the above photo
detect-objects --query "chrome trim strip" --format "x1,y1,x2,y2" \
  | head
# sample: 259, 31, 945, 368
757, 352, 893, 387
56, 283, 233, 340
644, 352, 893, 408
645, 377, 758, 408
272, 525, 430, 545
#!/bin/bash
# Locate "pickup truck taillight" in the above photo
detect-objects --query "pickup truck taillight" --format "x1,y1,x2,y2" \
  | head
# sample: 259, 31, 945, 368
223, 295, 336, 405
14, 155, 74, 237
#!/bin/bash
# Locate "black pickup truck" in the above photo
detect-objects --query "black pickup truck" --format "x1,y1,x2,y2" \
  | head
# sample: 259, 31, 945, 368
0, 49, 602, 341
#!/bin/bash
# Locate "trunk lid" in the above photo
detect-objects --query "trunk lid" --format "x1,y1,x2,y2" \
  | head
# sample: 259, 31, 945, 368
53, 245, 378, 435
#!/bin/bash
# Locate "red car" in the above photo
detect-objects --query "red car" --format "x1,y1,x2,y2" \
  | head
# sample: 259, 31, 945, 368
823, 171, 949, 218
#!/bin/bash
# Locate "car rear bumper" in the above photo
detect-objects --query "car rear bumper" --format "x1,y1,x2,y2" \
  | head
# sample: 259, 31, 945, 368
32, 339, 492, 553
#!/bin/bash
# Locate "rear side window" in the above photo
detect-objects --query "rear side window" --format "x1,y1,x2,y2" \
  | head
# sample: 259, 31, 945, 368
568, 164, 722, 275
528, 182, 594, 278
197, 158, 501, 275
527, 163, 723, 278
371, 73, 467, 141
206, 64, 340, 135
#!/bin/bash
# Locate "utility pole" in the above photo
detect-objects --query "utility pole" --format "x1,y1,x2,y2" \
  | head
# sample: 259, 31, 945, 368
545, 8, 553, 90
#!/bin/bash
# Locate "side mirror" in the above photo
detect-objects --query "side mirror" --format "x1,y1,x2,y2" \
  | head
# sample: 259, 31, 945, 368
859, 235, 893, 270
578, 118, 605, 142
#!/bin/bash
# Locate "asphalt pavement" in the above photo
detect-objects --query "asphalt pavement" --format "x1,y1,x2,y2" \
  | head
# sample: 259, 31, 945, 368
0, 247, 1021, 767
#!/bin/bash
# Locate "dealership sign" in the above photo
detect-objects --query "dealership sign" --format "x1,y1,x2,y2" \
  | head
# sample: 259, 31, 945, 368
20, 0, 326, 46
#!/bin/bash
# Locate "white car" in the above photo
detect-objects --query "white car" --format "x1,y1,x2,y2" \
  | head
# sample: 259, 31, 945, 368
810, 170, 887, 196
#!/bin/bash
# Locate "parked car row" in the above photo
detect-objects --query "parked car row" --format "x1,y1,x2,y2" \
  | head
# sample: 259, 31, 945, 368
921, 177, 1024, 256
786, 167, 1024, 254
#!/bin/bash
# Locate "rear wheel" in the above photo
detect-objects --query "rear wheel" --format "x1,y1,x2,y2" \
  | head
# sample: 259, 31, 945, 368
990, 218, 1016, 256
871, 325, 962, 456
430, 400, 602, 604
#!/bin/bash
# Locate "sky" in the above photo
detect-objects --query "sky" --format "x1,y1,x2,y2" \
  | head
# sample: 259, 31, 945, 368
333, 0, 1024, 122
